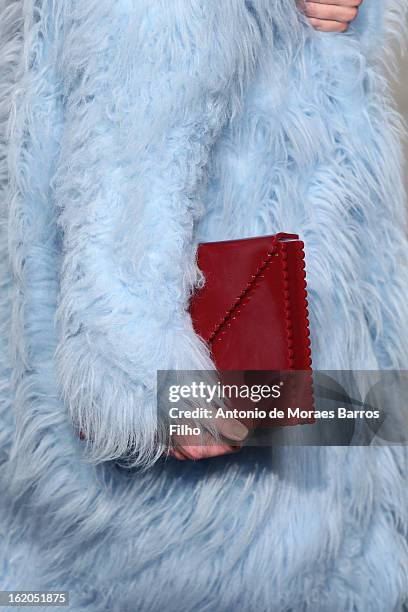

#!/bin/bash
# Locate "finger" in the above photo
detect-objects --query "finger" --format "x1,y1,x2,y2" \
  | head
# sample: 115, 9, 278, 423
178, 430, 242, 460
213, 417, 249, 443
181, 443, 240, 461
307, 0, 362, 6
308, 17, 349, 31
168, 448, 187, 460
173, 416, 249, 445
169, 415, 249, 461
305, 2, 359, 23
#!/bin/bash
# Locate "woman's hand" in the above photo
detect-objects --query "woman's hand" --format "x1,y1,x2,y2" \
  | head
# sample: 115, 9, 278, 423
169, 417, 249, 460
301, 0, 362, 32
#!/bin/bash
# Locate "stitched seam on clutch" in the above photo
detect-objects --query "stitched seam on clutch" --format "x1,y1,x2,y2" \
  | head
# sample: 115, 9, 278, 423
207, 245, 278, 345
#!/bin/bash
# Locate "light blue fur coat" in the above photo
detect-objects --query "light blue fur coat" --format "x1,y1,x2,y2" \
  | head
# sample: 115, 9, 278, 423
1, 1, 408, 610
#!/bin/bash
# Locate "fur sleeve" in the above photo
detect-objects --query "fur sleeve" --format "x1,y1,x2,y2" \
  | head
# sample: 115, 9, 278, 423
52, 1, 275, 467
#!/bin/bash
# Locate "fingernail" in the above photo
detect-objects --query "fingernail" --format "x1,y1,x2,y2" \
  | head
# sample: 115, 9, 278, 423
218, 420, 249, 442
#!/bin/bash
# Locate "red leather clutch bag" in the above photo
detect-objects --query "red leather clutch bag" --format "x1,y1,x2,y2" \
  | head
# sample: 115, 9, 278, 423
81, 233, 313, 443
189, 233, 314, 427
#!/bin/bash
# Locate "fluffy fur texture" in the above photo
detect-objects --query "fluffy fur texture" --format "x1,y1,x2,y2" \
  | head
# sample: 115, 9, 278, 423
1, 0, 408, 610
